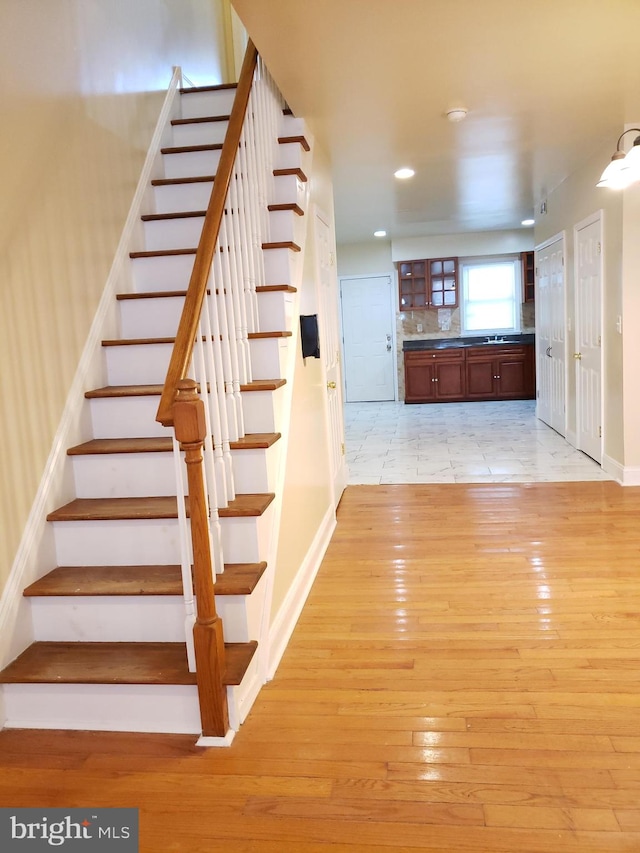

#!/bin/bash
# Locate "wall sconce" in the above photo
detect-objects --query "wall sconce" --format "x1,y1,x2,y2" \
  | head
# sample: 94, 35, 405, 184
597, 128, 640, 189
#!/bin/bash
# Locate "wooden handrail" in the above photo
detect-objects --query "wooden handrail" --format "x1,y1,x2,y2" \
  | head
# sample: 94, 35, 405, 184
173, 379, 229, 737
156, 39, 259, 427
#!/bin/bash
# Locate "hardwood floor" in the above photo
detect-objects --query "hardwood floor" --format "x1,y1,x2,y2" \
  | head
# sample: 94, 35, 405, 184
2, 481, 640, 852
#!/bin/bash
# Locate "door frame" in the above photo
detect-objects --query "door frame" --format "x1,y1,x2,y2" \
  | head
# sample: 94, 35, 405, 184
573, 210, 604, 461
338, 272, 398, 402
534, 230, 567, 436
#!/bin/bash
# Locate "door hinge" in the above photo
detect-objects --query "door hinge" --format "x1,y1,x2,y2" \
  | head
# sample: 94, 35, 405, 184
599, 426, 602, 438
597, 242, 602, 255
341, 442, 345, 455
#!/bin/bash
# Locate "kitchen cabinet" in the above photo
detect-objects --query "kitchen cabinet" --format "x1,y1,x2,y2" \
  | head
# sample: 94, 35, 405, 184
465, 345, 535, 400
521, 251, 535, 302
403, 341, 535, 403
398, 257, 458, 310
404, 349, 465, 403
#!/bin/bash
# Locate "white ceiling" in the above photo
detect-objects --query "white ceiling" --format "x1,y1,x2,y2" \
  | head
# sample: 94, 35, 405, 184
232, 0, 640, 245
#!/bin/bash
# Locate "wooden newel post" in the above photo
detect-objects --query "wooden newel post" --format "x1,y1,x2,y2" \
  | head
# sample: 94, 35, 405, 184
173, 378, 229, 738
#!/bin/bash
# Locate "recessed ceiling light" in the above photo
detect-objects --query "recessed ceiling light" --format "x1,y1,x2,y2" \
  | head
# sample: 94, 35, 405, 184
446, 107, 468, 123
521, 218, 535, 226
373, 230, 387, 238
394, 167, 415, 180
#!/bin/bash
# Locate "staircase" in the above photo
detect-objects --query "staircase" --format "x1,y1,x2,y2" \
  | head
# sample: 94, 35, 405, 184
0, 53, 313, 742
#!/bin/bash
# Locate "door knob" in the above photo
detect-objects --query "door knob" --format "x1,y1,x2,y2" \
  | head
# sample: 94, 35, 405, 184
573, 352, 582, 360
327, 381, 337, 389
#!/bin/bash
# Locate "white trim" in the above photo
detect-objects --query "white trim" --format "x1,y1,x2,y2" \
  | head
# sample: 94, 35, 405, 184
602, 453, 625, 484
267, 504, 336, 680
0, 69, 183, 693
197, 731, 237, 747
535, 230, 567, 254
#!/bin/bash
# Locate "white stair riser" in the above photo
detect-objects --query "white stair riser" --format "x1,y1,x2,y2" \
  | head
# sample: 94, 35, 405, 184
268, 209, 305, 245
273, 173, 308, 209
88, 396, 167, 440
281, 115, 307, 137
276, 141, 309, 172
71, 445, 276, 498
241, 388, 284, 434
104, 343, 175, 386
51, 511, 272, 566
257, 290, 295, 332
31, 596, 185, 642
263, 247, 298, 285
2, 683, 201, 733
143, 216, 204, 252
131, 253, 195, 292
249, 337, 288, 381
153, 180, 213, 215
119, 290, 293, 339
180, 89, 236, 119
172, 119, 228, 148
218, 573, 267, 643
118, 296, 183, 339
163, 148, 221, 180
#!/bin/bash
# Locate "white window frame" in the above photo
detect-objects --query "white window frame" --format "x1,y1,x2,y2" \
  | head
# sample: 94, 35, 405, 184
459, 255, 521, 336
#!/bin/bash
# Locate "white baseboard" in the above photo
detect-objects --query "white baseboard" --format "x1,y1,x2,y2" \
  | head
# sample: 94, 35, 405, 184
565, 429, 578, 448
602, 454, 623, 483
267, 504, 336, 681
196, 731, 236, 747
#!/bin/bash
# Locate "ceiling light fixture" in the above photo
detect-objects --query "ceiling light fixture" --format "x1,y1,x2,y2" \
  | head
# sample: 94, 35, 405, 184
446, 107, 468, 123
521, 219, 535, 227
394, 167, 415, 179
373, 230, 387, 238
597, 128, 640, 189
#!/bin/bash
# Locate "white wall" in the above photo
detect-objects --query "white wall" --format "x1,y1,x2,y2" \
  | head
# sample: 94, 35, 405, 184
0, 0, 227, 591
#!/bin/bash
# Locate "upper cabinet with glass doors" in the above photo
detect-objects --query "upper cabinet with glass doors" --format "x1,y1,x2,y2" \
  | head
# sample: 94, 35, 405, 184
398, 257, 458, 310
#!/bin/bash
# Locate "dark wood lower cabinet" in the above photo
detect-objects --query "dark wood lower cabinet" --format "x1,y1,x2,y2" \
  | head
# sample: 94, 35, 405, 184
404, 350, 465, 403
404, 344, 535, 403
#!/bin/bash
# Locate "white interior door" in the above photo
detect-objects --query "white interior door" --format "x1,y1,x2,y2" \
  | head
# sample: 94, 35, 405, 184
314, 208, 347, 505
575, 214, 603, 463
340, 275, 395, 402
535, 234, 566, 434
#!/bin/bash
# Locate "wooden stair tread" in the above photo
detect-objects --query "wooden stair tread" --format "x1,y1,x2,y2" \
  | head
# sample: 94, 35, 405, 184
151, 175, 215, 187
23, 562, 268, 597
273, 167, 307, 181
67, 433, 281, 456
261, 241, 301, 252
0, 640, 257, 687
102, 330, 290, 346
267, 203, 304, 216
255, 284, 297, 293
129, 248, 196, 259
0, 642, 196, 685
85, 385, 163, 399
141, 210, 206, 222
278, 135, 310, 152
46, 493, 276, 522
180, 83, 237, 94
161, 143, 223, 155
85, 381, 285, 399
240, 379, 286, 392
171, 115, 230, 126
117, 290, 192, 301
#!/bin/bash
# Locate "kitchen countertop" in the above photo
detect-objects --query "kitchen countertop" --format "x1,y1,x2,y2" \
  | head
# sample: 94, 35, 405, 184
403, 333, 535, 352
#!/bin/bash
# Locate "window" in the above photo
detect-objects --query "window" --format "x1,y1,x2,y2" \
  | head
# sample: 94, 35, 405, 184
460, 256, 520, 335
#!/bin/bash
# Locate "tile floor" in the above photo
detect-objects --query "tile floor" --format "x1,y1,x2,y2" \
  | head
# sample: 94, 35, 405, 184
344, 399, 612, 485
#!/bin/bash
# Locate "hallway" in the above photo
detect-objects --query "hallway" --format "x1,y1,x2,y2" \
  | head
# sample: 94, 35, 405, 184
345, 400, 611, 485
